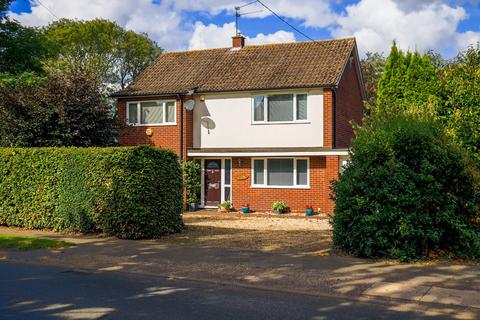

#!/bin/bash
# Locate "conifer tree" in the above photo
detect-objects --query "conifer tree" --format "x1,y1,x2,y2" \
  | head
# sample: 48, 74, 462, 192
376, 42, 407, 109
376, 41, 439, 115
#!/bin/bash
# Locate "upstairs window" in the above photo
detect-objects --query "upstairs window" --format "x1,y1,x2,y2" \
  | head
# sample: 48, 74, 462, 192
127, 101, 176, 125
252, 93, 308, 123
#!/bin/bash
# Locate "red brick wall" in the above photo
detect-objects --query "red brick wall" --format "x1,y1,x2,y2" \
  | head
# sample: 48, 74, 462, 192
335, 54, 364, 148
323, 89, 334, 148
117, 97, 193, 161
231, 156, 339, 215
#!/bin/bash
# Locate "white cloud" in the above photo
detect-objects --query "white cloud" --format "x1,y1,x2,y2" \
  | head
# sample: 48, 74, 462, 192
248, 30, 296, 45
188, 22, 233, 50
7, 0, 480, 55
456, 30, 480, 50
188, 22, 295, 50
8, 0, 301, 51
9, 0, 192, 51
167, 0, 337, 28
234, 0, 337, 28
331, 0, 478, 55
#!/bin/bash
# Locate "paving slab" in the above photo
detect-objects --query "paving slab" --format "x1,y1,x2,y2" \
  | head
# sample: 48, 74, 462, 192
364, 281, 480, 309
421, 287, 480, 308
363, 281, 431, 301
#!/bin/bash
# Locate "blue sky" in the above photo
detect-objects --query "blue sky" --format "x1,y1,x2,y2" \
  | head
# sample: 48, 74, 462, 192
8, 0, 480, 57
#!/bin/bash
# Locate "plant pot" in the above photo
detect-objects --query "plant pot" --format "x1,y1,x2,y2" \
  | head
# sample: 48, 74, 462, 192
241, 207, 250, 214
275, 210, 284, 214
219, 207, 228, 213
188, 203, 198, 212
305, 209, 314, 216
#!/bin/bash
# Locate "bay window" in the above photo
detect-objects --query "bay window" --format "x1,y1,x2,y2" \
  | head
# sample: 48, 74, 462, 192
127, 100, 176, 125
252, 93, 308, 123
252, 158, 309, 188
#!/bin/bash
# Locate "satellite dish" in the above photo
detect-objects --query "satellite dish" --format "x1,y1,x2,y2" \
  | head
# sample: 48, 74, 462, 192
185, 100, 195, 111
201, 116, 215, 134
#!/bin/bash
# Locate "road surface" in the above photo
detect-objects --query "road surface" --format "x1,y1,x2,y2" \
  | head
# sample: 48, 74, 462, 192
0, 261, 458, 319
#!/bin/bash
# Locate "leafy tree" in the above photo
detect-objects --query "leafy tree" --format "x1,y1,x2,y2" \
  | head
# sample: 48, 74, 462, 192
360, 52, 386, 105
0, 0, 10, 14
0, 68, 116, 147
44, 19, 162, 89
332, 114, 480, 261
438, 43, 480, 162
0, 72, 51, 146
0, 0, 51, 74
116, 30, 162, 89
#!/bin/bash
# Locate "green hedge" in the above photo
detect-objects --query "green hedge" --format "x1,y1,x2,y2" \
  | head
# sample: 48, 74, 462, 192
332, 115, 480, 261
183, 160, 201, 205
0, 146, 184, 239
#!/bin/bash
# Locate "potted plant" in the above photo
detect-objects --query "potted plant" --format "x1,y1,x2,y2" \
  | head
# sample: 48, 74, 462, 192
272, 201, 287, 214
187, 194, 199, 212
241, 204, 250, 214
305, 205, 314, 216
218, 201, 232, 212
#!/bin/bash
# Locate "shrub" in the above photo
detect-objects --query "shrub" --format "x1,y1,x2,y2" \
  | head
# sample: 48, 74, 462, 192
332, 115, 480, 261
183, 160, 201, 205
272, 201, 288, 213
218, 201, 232, 210
0, 146, 184, 239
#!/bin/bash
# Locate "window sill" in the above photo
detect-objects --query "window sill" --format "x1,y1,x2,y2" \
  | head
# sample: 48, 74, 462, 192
251, 185, 310, 189
126, 123, 177, 127
251, 121, 310, 125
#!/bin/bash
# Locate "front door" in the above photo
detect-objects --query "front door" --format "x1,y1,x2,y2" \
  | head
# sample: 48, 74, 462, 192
204, 159, 221, 207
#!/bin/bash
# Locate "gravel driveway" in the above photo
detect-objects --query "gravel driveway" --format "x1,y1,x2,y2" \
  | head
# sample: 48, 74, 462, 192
167, 210, 333, 255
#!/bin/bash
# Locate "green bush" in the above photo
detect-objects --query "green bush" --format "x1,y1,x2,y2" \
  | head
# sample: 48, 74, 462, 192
332, 115, 480, 261
0, 146, 184, 239
183, 160, 201, 205
272, 201, 288, 213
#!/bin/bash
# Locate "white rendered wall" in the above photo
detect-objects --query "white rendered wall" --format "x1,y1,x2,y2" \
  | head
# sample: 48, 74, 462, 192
193, 89, 324, 148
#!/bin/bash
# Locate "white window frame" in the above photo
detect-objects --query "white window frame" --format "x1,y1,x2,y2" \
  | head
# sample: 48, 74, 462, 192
221, 158, 233, 204
126, 100, 177, 126
251, 93, 309, 124
251, 157, 310, 189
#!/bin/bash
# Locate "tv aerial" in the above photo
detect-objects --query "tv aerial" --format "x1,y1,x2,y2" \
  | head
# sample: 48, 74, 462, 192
235, 1, 263, 36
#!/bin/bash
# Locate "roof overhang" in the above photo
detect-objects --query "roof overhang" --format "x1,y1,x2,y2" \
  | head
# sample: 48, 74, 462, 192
110, 84, 336, 99
187, 148, 349, 157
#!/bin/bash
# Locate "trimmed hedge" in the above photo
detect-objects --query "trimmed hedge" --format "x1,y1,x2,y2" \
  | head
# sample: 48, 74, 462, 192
0, 146, 184, 239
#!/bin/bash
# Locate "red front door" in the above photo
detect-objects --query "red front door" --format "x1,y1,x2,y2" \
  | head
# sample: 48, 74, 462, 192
204, 159, 221, 207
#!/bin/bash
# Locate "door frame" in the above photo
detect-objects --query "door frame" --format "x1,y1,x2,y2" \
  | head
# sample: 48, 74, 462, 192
200, 158, 232, 208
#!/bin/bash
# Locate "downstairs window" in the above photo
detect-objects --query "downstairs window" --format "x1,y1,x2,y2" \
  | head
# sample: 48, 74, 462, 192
252, 158, 309, 187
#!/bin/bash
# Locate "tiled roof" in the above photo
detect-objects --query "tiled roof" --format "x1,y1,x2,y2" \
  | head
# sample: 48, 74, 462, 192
112, 38, 356, 97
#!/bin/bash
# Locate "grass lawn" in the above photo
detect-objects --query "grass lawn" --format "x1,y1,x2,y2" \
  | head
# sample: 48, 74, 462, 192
0, 234, 74, 250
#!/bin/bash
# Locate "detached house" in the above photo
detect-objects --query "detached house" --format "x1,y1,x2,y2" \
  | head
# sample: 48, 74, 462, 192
112, 36, 365, 214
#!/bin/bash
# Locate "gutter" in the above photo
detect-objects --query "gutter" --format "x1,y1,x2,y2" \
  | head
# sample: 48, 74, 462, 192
187, 150, 350, 157
110, 84, 338, 99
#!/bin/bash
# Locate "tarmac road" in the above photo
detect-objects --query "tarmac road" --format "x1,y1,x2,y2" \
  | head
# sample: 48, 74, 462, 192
0, 261, 459, 319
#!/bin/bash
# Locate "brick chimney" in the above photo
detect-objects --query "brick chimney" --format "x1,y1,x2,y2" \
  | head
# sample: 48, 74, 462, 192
232, 35, 245, 49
